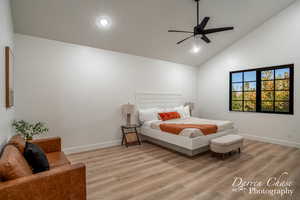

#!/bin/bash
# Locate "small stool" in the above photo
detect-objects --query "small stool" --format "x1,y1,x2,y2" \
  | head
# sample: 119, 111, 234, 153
210, 134, 244, 159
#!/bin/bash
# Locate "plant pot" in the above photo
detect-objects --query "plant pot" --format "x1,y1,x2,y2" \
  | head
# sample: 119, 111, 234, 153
26, 136, 33, 141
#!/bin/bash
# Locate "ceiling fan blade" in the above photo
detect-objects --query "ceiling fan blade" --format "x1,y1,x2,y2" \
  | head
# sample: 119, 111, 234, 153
168, 30, 194, 34
203, 27, 234, 34
199, 17, 210, 30
177, 35, 194, 45
201, 35, 211, 43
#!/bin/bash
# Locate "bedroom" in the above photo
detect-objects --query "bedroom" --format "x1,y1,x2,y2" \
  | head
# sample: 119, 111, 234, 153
0, 0, 299, 199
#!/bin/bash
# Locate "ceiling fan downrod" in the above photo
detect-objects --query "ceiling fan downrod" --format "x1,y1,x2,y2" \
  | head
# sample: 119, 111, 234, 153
196, 0, 200, 25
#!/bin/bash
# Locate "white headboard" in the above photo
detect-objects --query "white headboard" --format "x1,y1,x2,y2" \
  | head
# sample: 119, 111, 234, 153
135, 92, 184, 109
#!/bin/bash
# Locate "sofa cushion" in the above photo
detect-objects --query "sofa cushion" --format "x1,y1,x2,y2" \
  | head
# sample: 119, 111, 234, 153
46, 152, 70, 168
0, 145, 33, 181
24, 142, 50, 173
8, 135, 26, 154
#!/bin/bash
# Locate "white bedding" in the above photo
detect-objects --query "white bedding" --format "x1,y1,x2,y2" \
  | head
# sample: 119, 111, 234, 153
143, 117, 234, 138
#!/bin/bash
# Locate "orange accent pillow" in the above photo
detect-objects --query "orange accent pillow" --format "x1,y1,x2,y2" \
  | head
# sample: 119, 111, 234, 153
158, 112, 181, 121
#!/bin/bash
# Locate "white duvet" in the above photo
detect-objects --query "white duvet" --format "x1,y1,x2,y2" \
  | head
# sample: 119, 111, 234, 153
144, 117, 234, 138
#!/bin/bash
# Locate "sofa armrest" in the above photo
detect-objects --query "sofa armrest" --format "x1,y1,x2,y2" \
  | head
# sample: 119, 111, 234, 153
0, 163, 86, 200
31, 137, 61, 153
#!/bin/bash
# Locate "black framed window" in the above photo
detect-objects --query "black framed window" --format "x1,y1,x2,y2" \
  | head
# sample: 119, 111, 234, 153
230, 64, 294, 114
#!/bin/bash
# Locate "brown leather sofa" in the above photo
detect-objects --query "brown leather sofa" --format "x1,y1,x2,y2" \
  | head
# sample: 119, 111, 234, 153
0, 136, 86, 200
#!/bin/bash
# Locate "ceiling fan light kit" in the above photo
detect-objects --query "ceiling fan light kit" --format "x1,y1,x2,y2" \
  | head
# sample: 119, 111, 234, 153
168, 0, 234, 45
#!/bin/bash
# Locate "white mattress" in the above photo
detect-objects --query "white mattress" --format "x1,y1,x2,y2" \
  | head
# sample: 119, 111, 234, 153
144, 117, 234, 138
141, 117, 237, 150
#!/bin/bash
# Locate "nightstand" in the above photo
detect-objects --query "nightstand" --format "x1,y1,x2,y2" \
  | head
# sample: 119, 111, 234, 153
121, 124, 142, 147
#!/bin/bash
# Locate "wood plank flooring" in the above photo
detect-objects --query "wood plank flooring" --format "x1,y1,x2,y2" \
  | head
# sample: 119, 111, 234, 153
68, 140, 300, 200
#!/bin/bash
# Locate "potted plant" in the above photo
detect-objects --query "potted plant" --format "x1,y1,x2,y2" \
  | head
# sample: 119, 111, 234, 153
12, 120, 49, 140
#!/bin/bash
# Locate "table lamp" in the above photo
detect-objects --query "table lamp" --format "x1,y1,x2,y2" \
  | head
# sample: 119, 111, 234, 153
122, 103, 136, 126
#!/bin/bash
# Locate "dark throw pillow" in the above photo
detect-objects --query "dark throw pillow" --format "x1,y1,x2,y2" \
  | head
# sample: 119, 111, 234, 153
24, 142, 50, 173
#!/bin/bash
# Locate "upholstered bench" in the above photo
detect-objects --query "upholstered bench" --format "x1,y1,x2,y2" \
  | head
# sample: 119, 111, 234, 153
210, 134, 244, 159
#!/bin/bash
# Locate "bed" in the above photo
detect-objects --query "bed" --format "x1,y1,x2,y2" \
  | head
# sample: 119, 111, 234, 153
141, 118, 237, 156
135, 92, 237, 156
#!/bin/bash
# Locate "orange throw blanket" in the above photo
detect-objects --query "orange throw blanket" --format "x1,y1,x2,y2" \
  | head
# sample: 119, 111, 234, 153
159, 124, 218, 136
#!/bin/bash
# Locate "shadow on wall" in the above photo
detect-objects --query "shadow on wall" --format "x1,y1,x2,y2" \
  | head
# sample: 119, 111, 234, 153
0, 136, 9, 153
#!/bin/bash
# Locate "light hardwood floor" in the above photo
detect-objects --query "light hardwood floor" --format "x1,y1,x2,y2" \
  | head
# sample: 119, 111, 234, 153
68, 140, 300, 200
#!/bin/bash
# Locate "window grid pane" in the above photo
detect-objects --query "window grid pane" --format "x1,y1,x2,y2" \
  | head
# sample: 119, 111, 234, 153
262, 101, 274, 112
275, 68, 290, 79
244, 82, 256, 91
244, 101, 256, 112
261, 70, 274, 80
232, 83, 243, 91
275, 102, 289, 112
275, 79, 289, 91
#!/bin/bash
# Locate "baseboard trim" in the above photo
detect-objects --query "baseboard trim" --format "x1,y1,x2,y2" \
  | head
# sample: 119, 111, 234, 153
240, 134, 300, 148
63, 139, 121, 155
63, 134, 299, 155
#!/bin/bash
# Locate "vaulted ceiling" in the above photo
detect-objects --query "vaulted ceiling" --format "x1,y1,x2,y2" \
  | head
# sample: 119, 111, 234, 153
11, 0, 295, 66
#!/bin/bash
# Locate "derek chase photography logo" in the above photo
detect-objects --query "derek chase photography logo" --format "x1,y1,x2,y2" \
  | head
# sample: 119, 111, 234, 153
232, 172, 294, 197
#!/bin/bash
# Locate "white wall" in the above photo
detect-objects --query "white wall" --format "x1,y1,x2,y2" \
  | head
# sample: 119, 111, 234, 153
14, 34, 198, 153
0, 0, 15, 149
197, 1, 300, 147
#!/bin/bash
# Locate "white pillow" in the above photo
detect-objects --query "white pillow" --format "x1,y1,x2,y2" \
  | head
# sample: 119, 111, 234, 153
173, 106, 183, 111
183, 106, 191, 118
139, 108, 159, 122
174, 106, 185, 118
161, 107, 176, 112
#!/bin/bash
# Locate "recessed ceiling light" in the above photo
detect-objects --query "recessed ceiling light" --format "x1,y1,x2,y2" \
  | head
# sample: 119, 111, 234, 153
100, 19, 108, 27
96, 16, 111, 29
191, 45, 201, 54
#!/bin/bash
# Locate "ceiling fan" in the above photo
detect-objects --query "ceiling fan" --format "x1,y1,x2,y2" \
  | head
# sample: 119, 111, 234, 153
168, 0, 234, 45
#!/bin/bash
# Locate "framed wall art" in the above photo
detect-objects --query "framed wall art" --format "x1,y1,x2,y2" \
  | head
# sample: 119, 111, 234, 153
5, 46, 14, 108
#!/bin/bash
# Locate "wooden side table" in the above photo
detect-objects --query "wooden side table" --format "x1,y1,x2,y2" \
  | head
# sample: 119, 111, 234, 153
121, 124, 142, 147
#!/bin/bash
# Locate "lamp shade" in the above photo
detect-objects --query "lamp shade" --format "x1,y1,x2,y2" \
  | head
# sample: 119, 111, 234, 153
121, 104, 136, 116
